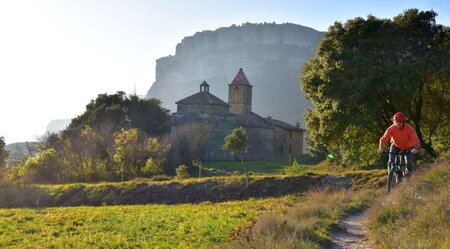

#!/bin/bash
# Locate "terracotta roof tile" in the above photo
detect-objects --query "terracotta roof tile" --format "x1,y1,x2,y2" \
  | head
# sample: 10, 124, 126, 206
230, 68, 251, 85
176, 91, 229, 106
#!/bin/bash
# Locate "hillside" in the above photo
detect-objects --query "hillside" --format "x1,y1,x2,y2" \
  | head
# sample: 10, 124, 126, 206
146, 22, 324, 125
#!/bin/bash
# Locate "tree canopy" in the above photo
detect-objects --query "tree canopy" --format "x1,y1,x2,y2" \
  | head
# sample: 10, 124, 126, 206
223, 126, 249, 154
66, 92, 170, 137
301, 9, 449, 166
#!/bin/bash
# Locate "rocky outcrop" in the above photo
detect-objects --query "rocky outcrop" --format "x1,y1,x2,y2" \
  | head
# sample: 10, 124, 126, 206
146, 23, 324, 125
46, 119, 71, 133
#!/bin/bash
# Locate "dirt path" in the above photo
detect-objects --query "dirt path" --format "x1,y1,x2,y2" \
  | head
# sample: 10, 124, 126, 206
328, 211, 373, 249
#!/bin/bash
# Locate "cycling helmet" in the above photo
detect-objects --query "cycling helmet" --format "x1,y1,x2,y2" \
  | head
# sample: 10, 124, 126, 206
393, 112, 406, 122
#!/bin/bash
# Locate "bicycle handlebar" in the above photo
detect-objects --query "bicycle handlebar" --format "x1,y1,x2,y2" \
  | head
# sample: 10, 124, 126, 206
380, 149, 413, 159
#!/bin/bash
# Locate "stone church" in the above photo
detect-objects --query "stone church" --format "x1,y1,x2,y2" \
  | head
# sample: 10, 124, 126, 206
170, 68, 305, 161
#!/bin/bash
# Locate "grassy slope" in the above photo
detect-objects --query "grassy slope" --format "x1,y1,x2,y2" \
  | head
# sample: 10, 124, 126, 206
227, 188, 382, 249
366, 159, 450, 249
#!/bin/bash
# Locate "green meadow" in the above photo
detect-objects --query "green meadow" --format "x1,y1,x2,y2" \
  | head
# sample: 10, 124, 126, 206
0, 197, 296, 249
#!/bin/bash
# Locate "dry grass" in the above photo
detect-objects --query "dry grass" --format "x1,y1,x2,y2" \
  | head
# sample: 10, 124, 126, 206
366, 158, 450, 249
226, 188, 380, 249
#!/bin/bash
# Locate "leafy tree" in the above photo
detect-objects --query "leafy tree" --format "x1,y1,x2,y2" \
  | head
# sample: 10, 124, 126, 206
113, 128, 141, 181
0, 137, 8, 167
142, 137, 171, 176
66, 92, 170, 137
7, 165, 25, 184
301, 9, 449, 165
127, 95, 171, 136
78, 126, 109, 181
223, 126, 250, 187
20, 148, 60, 183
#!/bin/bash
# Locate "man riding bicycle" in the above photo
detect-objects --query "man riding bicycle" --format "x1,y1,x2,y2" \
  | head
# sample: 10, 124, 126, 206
378, 112, 420, 173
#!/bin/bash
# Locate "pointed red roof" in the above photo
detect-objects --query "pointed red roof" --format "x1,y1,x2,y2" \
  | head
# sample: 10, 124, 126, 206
230, 68, 251, 85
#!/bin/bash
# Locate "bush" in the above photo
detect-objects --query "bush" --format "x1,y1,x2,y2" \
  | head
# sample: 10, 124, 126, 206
21, 148, 61, 183
142, 157, 165, 176
175, 164, 189, 179
282, 159, 305, 175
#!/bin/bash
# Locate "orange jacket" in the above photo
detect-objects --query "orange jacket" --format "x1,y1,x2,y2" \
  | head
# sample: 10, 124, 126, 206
380, 123, 420, 151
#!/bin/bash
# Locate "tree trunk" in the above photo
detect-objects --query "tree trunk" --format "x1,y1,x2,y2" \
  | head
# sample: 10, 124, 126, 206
121, 164, 124, 182
411, 86, 437, 158
240, 153, 249, 189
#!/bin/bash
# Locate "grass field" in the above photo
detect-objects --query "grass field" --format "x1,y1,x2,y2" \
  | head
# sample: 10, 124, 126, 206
0, 197, 299, 249
204, 154, 323, 174
0, 157, 391, 249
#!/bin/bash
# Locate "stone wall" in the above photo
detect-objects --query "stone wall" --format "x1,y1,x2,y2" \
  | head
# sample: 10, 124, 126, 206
273, 126, 304, 158
177, 103, 229, 114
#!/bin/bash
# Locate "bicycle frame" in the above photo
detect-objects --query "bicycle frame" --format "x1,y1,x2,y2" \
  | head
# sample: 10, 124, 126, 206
387, 150, 410, 193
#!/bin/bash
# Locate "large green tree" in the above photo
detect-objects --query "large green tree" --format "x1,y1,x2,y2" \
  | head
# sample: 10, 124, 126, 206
67, 92, 170, 137
301, 9, 449, 166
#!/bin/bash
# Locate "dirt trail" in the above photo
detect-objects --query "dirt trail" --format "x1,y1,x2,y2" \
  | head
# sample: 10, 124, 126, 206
328, 211, 373, 249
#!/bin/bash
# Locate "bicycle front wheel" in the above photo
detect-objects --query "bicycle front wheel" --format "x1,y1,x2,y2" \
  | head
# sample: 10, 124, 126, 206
387, 167, 398, 193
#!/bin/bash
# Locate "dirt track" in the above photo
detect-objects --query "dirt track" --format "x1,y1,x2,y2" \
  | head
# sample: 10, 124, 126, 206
328, 211, 373, 249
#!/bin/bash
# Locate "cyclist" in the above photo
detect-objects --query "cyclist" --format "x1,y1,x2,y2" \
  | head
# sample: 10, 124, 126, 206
378, 112, 420, 173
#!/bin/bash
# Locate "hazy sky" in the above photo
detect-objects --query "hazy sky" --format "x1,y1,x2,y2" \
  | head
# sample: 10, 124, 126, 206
0, 0, 448, 144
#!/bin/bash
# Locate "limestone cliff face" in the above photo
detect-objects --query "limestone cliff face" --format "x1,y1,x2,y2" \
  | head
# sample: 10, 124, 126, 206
146, 23, 324, 126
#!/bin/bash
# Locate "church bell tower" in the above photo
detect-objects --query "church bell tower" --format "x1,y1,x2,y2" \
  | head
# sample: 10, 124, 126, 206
228, 68, 253, 114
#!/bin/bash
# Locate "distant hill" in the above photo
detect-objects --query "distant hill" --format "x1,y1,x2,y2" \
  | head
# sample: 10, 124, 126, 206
146, 22, 324, 126
5, 142, 39, 166
4, 118, 70, 166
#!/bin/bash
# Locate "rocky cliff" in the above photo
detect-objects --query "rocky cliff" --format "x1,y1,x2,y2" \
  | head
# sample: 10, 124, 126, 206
146, 23, 324, 126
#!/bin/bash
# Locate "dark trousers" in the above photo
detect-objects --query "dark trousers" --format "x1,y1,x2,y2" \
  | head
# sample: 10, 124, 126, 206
389, 144, 413, 173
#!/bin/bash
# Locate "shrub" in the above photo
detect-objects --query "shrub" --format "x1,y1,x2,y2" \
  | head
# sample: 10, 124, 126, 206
175, 164, 189, 179
142, 157, 164, 176
282, 159, 305, 175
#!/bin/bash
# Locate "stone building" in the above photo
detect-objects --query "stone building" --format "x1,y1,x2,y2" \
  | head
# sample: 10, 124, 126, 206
170, 68, 305, 161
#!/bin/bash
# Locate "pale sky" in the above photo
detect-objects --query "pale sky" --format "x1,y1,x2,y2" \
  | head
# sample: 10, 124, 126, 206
0, 0, 448, 144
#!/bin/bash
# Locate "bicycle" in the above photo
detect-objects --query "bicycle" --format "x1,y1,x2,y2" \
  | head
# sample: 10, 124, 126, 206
384, 149, 412, 193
